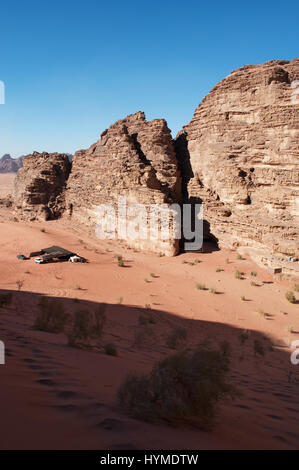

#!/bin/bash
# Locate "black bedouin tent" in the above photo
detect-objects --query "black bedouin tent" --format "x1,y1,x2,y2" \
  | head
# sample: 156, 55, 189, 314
29, 246, 76, 261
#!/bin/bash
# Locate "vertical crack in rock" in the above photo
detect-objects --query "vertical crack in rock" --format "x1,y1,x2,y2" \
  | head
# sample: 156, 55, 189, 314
174, 58, 299, 264
66, 112, 182, 255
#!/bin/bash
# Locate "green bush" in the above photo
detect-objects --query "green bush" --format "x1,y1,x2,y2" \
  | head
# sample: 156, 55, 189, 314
68, 304, 106, 348
118, 347, 236, 429
34, 297, 69, 333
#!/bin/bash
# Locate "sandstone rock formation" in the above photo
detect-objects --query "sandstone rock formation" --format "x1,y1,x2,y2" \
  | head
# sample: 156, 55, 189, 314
14, 152, 71, 220
0, 154, 23, 173
66, 112, 181, 255
176, 58, 299, 264
11, 59, 299, 265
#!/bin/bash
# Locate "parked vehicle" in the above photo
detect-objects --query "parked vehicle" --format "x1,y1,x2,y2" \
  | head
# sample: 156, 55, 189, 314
69, 255, 86, 263
17, 254, 27, 260
34, 257, 46, 264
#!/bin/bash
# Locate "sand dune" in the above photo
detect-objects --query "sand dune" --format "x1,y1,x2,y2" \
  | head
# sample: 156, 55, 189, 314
0, 214, 298, 449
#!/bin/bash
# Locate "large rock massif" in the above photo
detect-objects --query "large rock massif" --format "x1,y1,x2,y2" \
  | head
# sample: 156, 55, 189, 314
13, 59, 299, 263
176, 58, 299, 263
14, 152, 71, 221
0, 154, 23, 173
66, 112, 181, 255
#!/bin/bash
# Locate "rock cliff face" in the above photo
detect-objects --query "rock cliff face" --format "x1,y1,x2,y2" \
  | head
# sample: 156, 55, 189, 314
12, 59, 299, 264
14, 152, 71, 220
176, 58, 299, 262
66, 112, 181, 255
0, 154, 23, 173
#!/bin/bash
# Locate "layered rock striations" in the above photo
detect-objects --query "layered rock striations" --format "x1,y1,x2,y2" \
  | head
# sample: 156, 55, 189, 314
0, 154, 23, 173
14, 152, 71, 220
12, 59, 299, 263
176, 58, 299, 261
66, 112, 181, 255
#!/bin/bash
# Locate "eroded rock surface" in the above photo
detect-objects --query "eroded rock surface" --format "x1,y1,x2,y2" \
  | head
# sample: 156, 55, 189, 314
66, 112, 181, 255
14, 152, 71, 220
176, 58, 299, 263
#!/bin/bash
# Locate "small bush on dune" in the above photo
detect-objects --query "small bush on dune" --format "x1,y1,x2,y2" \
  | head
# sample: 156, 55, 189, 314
254, 339, 265, 357
196, 283, 206, 291
285, 291, 296, 304
134, 326, 154, 347
239, 330, 250, 345
34, 297, 69, 333
116, 255, 124, 267
166, 326, 187, 349
68, 304, 106, 348
292, 284, 299, 293
16, 279, 24, 291
118, 347, 236, 429
0, 292, 12, 307
234, 270, 242, 280
104, 343, 118, 356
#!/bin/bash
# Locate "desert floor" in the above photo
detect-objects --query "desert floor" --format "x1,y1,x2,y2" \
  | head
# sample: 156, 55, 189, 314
0, 174, 298, 450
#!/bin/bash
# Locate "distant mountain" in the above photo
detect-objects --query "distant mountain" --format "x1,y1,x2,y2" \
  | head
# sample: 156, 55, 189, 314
0, 154, 23, 173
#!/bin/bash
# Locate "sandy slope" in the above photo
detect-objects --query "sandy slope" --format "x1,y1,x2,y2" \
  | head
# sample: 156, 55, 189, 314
0, 173, 15, 198
0, 209, 298, 449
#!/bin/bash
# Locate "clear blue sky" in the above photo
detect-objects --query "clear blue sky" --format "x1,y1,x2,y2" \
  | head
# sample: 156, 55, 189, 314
0, 0, 298, 157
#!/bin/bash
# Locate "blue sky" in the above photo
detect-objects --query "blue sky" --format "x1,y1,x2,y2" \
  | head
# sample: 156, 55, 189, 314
0, 0, 298, 157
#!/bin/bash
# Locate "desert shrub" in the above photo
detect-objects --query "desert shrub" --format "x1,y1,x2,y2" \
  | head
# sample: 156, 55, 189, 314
250, 271, 257, 277
104, 343, 118, 356
166, 326, 187, 349
239, 330, 250, 345
219, 340, 231, 357
118, 347, 236, 429
292, 283, 299, 292
134, 326, 154, 347
241, 295, 246, 301
234, 270, 242, 280
16, 279, 24, 291
285, 291, 296, 304
138, 313, 148, 326
254, 339, 265, 357
116, 255, 124, 267
285, 325, 293, 333
0, 292, 12, 307
196, 283, 206, 290
68, 304, 106, 348
209, 287, 217, 294
34, 297, 69, 333
237, 254, 244, 260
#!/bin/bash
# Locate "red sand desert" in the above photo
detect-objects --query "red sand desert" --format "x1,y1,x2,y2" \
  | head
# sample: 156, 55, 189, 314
0, 174, 298, 450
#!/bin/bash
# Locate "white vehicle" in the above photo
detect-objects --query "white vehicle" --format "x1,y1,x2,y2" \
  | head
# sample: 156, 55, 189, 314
69, 255, 81, 263
34, 257, 46, 264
